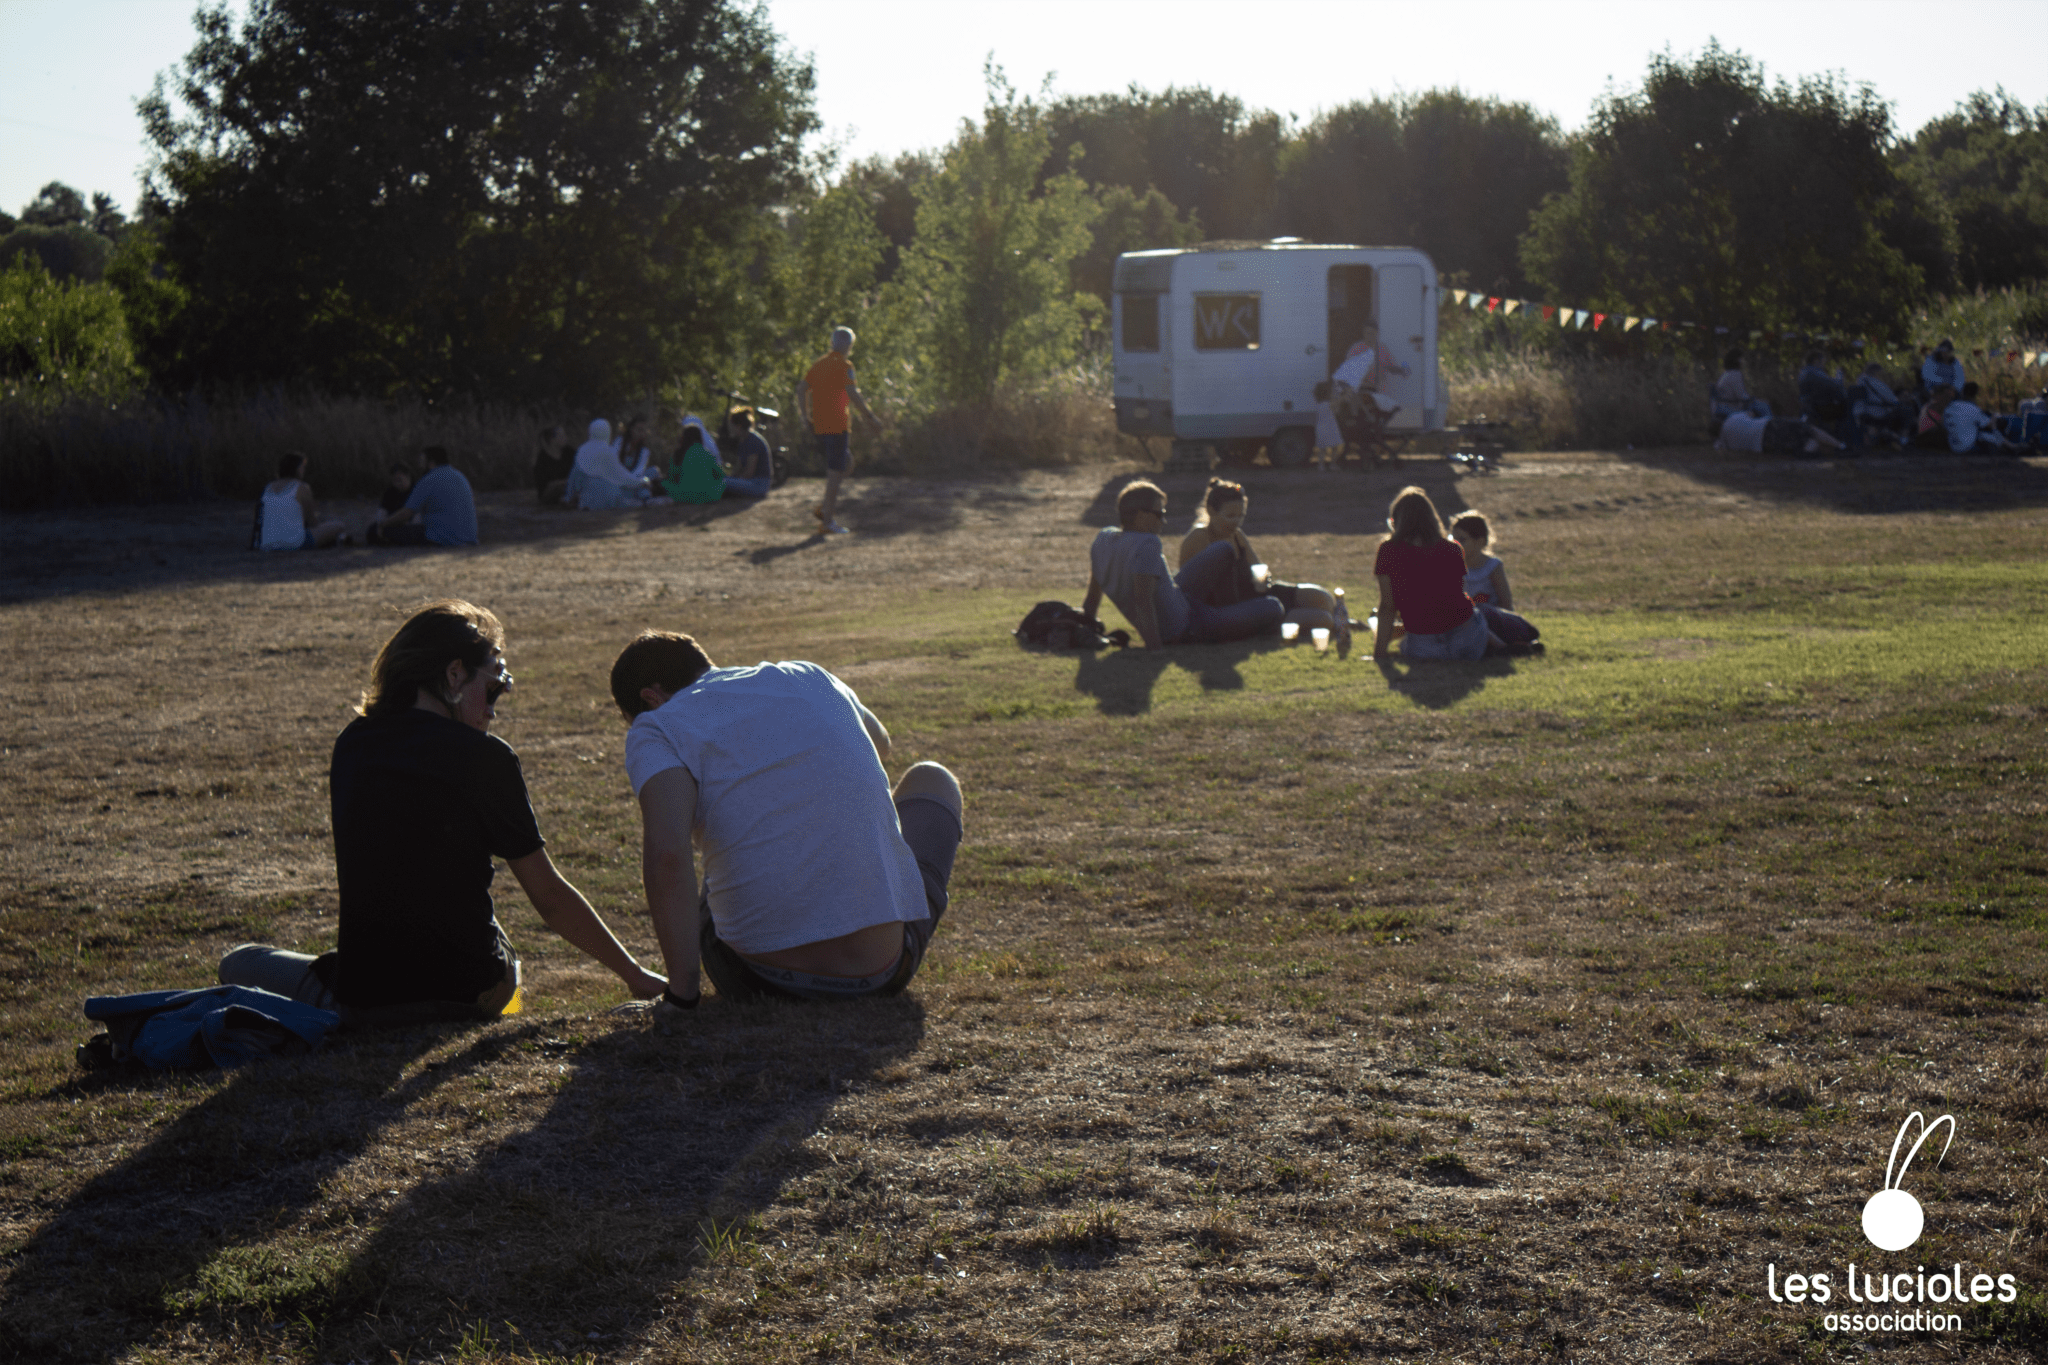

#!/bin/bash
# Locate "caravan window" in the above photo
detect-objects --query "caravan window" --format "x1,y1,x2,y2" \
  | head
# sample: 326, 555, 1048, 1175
1120, 294, 1160, 353
1193, 293, 1260, 351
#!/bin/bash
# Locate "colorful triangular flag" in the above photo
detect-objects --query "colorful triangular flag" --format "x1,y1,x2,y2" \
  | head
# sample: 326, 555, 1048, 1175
1452, 289, 1468, 304
1541, 305, 1556, 320
1504, 299, 1521, 315
1593, 313, 1606, 330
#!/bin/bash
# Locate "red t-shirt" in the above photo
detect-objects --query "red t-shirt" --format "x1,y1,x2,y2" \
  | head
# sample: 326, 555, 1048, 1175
805, 352, 855, 435
1373, 537, 1474, 636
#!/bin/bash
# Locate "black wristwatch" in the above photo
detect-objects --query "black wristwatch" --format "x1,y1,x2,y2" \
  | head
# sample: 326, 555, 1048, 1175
662, 987, 700, 1010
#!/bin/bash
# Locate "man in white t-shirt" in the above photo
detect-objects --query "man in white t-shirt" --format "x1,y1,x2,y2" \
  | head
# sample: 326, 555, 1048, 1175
1942, 382, 2011, 454
609, 631, 962, 1012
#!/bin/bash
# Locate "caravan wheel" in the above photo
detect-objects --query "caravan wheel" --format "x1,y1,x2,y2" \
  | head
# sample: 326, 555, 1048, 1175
1267, 426, 1313, 467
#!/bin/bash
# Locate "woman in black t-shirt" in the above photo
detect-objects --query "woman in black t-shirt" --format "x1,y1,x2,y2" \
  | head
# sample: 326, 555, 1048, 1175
218, 600, 668, 1022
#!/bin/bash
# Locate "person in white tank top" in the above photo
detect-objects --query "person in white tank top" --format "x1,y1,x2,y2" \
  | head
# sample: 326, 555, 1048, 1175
253, 452, 348, 550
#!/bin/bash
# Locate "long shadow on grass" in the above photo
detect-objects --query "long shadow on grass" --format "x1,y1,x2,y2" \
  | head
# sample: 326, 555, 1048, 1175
1369, 654, 1515, 709
1611, 447, 2048, 514
1069, 638, 1268, 714
0, 998, 923, 1361
312, 995, 924, 1360
0, 476, 1019, 605
0, 1022, 502, 1361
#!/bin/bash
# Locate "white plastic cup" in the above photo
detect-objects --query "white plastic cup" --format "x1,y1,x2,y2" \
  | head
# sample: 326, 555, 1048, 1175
1366, 612, 1379, 634
1280, 621, 1299, 641
1312, 626, 1331, 652
1250, 563, 1271, 591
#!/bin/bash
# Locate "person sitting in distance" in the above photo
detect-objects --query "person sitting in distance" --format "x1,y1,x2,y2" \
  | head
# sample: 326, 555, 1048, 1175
253, 451, 348, 550
1372, 485, 1505, 662
567, 419, 666, 510
534, 425, 575, 505
370, 461, 414, 532
367, 445, 479, 546
610, 631, 963, 1011
721, 409, 774, 499
1710, 349, 1771, 423
220, 600, 666, 1023
1942, 382, 2013, 454
1919, 339, 1966, 399
1177, 477, 1345, 640
1082, 479, 1283, 649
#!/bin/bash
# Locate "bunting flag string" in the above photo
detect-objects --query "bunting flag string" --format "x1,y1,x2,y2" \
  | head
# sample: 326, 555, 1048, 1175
1441, 291, 2045, 368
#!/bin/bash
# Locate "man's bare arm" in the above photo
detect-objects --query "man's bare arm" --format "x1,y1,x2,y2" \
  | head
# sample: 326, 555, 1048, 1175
793, 378, 811, 429
846, 380, 881, 427
638, 767, 703, 1000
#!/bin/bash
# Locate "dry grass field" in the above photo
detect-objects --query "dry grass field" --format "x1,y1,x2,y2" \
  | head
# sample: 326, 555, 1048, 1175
1, 446, 2045, 1364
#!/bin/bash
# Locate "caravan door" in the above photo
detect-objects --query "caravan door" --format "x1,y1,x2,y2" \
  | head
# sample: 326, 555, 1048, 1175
1377, 262, 1426, 429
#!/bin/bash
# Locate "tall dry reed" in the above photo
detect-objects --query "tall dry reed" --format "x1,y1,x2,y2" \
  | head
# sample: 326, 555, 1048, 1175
1, 388, 547, 511
1443, 353, 1812, 449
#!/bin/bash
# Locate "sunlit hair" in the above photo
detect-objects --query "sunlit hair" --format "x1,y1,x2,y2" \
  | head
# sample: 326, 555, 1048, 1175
359, 600, 504, 719
611, 630, 715, 718
729, 409, 754, 431
1385, 485, 1446, 546
276, 451, 307, 479
1195, 477, 1247, 527
1115, 479, 1167, 529
1449, 511, 1492, 550
830, 326, 856, 352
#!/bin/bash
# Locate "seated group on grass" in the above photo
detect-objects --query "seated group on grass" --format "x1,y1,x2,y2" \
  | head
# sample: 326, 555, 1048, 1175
219, 601, 961, 1021
255, 446, 479, 551
541, 410, 774, 511
1080, 477, 1540, 662
1711, 343, 2038, 455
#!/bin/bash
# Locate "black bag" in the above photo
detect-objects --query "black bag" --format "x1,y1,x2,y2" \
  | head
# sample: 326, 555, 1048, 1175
1015, 600, 1127, 650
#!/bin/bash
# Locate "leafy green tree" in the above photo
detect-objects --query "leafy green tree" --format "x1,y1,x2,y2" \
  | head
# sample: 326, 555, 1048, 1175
837, 151, 938, 284
1520, 43, 1939, 337
19, 183, 88, 229
1895, 90, 2048, 290
1072, 184, 1200, 306
760, 179, 887, 380
885, 68, 1100, 405
0, 256, 141, 395
1043, 87, 1281, 242
0, 225, 115, 283
139, 0, 815, 401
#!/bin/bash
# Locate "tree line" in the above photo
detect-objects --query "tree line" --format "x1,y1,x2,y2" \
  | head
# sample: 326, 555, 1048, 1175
7, 1, 2046, 416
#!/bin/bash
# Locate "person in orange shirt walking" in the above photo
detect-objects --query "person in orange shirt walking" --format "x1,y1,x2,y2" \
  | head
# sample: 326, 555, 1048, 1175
794, 326, 882, 535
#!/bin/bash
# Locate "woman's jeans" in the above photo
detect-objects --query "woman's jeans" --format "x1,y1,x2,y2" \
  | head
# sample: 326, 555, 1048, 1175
1173, 541, 1285, 643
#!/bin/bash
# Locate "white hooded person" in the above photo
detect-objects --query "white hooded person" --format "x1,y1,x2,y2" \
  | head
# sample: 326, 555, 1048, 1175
568, 419, 664, 510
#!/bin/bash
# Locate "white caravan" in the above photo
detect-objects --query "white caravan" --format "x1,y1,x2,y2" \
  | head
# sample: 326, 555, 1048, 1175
1111, 241, 1443, 465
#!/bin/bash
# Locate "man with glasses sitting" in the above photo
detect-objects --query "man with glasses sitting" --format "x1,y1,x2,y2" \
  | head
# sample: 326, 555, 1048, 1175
1081, 479, 1284, 648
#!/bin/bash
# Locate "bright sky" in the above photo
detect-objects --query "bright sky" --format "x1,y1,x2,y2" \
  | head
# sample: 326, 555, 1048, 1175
3, 0, 2044, 220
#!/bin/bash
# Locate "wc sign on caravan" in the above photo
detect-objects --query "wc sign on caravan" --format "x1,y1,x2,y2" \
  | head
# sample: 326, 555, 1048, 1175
1762, 1113, 2023, 1338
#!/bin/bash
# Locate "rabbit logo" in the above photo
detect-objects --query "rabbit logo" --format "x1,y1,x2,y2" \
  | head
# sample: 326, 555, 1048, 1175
1861, 1111, 1955, 1253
